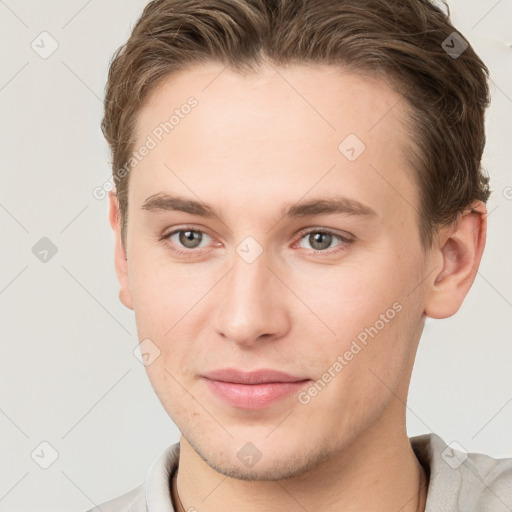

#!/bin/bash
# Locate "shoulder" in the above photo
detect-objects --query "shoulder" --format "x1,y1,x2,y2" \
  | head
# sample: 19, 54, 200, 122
84, 484, 145, 512
410, 433, 512, 512
83, 442, 181, 512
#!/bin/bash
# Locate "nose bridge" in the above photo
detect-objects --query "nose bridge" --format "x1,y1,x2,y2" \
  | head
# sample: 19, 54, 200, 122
213, 241, 288, 345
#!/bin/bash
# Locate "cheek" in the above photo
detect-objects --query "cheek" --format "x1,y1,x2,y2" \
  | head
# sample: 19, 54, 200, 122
287, 259, 403, 343
129, 248, 213, 333
128, 254, 217, 374
300, 302, 413, 431
288, 253, 418, 396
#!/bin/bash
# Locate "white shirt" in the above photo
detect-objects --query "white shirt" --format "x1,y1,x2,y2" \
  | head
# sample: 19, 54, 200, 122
85, 433, 512, 512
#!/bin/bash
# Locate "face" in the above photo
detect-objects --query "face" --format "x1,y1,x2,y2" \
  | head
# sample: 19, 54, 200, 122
114, 62, 434, 479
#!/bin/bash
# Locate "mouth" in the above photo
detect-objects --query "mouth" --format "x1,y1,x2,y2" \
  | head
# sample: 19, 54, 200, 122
201, 368, 312, 409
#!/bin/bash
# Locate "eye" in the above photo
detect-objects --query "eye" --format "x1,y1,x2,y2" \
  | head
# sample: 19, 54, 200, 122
162, 227, 213, 254
296, 228, 353, 254
161, 226, 354, 257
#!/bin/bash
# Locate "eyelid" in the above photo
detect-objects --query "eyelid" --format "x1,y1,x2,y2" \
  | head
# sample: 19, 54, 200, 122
294, 226, 354, 241
293, 227, 354, 253
162, 224, 213, 240
161, 224, 216, 249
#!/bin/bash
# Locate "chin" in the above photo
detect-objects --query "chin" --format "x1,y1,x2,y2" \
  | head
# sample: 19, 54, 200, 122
184, 430, 335, 481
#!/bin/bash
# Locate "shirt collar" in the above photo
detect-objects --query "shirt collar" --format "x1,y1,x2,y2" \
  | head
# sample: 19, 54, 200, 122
145, 442, 180, 512
143, 433, 507, 512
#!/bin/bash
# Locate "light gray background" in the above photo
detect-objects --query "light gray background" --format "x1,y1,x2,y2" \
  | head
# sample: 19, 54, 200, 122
0, 1, 511, 510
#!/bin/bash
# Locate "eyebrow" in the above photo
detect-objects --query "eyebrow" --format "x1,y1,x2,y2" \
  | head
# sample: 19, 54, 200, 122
141, 192, 377, 221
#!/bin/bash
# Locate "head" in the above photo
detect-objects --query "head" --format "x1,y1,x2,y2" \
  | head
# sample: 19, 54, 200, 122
103, 0, 490, 479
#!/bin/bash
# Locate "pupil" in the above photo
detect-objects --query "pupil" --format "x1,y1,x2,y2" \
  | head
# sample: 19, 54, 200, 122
311, 232, 331, 250
180, 230, 201, 248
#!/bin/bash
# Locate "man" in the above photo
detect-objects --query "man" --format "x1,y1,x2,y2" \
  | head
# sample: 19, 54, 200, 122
90, 0, 512, 510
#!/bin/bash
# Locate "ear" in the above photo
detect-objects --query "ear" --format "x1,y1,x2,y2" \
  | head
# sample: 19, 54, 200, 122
108, 190, 133, 310
424, 201, 487, 319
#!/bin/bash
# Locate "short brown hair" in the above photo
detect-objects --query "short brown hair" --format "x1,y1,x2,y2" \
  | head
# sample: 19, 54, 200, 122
102, 0, 491, 251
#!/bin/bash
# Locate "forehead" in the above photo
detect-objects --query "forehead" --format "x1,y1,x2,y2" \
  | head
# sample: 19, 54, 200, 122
130, 62, 417, 225
135, 62, 408, 145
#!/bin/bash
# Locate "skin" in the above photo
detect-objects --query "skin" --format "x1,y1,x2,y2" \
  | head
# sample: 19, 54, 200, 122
109, 61, 486, 512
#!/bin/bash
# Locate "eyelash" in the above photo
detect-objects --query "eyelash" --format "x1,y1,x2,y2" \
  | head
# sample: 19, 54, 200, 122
160, 225, 354, 257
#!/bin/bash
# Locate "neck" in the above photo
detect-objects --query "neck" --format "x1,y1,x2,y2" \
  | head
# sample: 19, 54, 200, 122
175, 402, 428, 512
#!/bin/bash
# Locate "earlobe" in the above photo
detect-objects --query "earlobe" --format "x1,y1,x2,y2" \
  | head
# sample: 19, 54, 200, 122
109, 190, 134, 310
424, 201, 487, 319
119, 288, 133, 310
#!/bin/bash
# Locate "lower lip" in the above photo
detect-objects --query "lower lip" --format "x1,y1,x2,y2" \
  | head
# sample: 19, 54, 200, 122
203, 378, 311, 409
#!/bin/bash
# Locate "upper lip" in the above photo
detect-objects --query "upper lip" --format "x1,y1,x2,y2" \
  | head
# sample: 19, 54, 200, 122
202, 368, 309, 384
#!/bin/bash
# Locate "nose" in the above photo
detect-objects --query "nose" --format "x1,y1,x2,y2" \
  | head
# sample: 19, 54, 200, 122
213, 247, 291, 347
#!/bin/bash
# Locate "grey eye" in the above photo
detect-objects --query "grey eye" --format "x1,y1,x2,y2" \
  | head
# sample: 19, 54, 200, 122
299, 231, 342, 251
169, 229, 210, 249
180, 230, 202, 248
